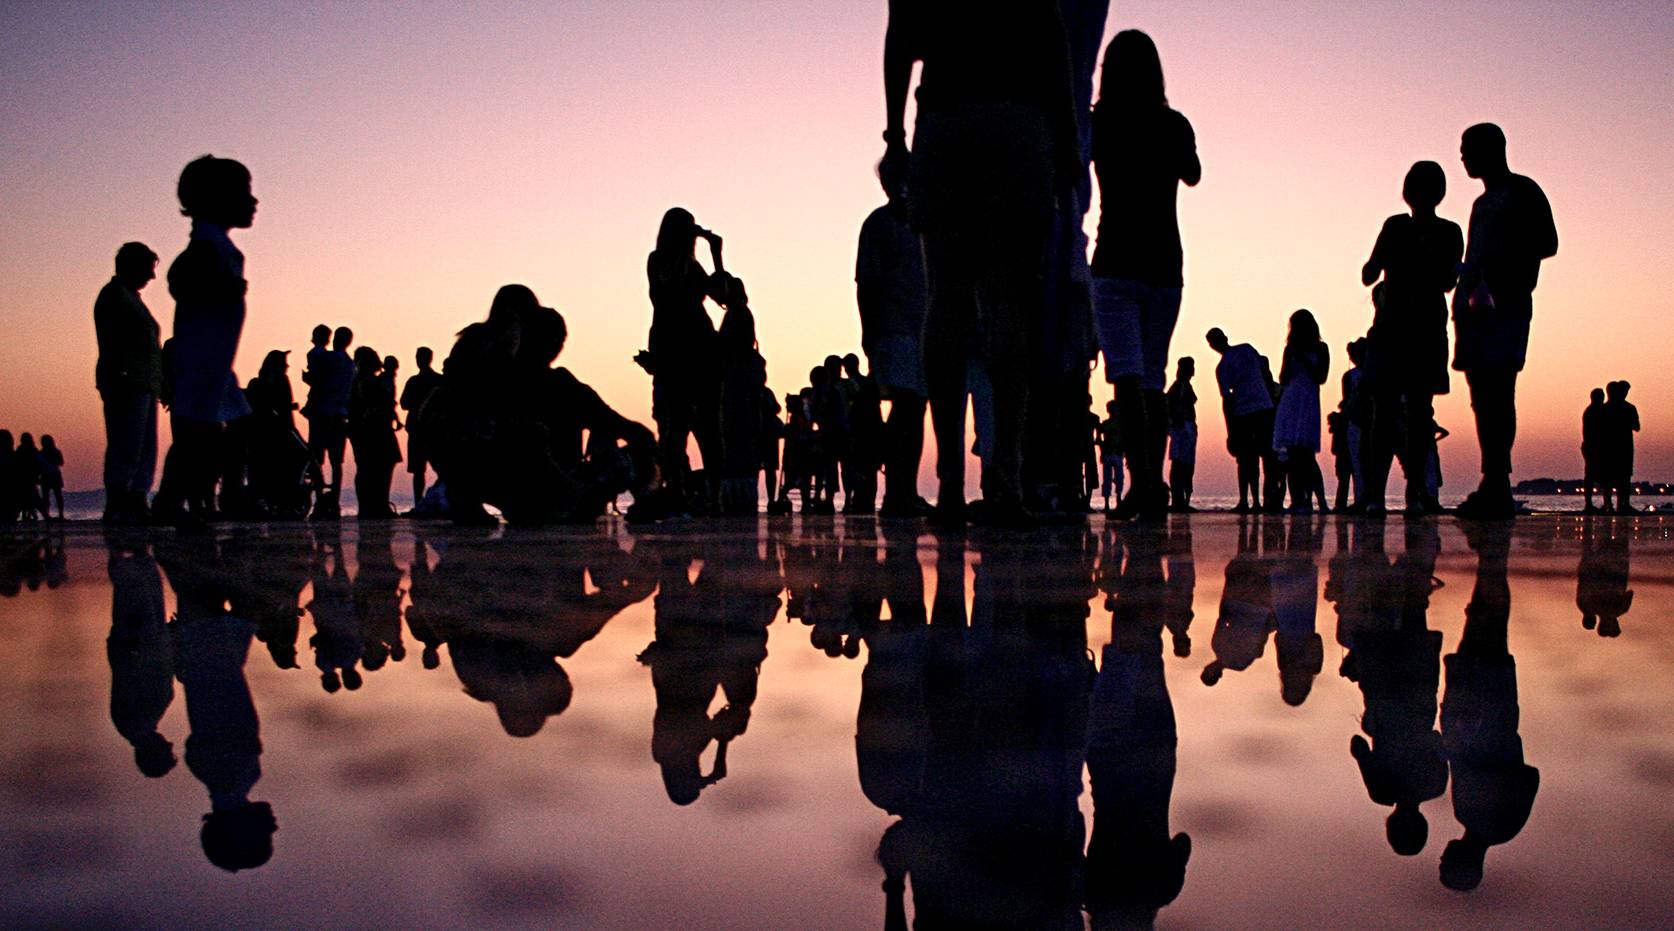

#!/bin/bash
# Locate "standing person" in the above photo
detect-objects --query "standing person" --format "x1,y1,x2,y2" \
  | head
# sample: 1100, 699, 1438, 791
37, 435, 66, 521
399, 346, 444, 507
348, 347, 400, 519
1097, 400, 1123, 513
1206, 328, 1276, 512
14, 433, 44, 522
0, 431, 15, 523
855, 154, 931, 518
1089, 29, 1201, 520
1360, 161, 1464, 515
882, 0, 1079, 526
94, 242, 164, 524
639, 208, 726, 514
1272, 310, 1330, 512
1580, 387, 1606, 513
1602, 381, 1640, 513
1452, 124, 1558, 519
1329, 411, 1354, 511
842, 354, 883, 514
153, 155, 257, 529
302, 326, 354, 512
244, 349, 307, 517
1166, 357, 1198, 511
716, 276, 770, 515
1340, 338, 1369, 512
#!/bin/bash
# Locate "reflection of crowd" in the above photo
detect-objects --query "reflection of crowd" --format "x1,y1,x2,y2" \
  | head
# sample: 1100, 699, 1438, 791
68, 515, 1623, 902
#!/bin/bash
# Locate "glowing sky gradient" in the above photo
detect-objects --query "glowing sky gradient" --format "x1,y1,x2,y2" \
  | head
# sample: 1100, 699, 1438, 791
3, 1, 1671, 494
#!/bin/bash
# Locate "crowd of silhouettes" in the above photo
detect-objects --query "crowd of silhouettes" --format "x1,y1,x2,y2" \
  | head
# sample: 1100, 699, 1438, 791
0, 431, 65, 522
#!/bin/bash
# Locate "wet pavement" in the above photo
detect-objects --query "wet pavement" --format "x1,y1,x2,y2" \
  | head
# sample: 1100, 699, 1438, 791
0, 514, 1671, 929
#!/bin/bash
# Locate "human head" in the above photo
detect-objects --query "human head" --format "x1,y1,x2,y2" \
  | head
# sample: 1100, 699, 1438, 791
1205, 328, 1229, 353
1388, 805, 1429, 856
132, 731, 176, 778
1177, 356, 1195, 379
1439, 837, 1486, 891
18, 433, 35, 450
1590, 387, 1605, 404
259, 349, 288, 379
177, 155, 256, 228
824, 354, 843, 375
1460, 123, 1508, 180
200, 800, 277, 872
1606, 380, 1630, 401
115, 241, 159, 289
1287, 309, 1321, 348
0, 430, 11, 452
353, 346, 381, 375
1348, 338, 1367, 366
383, 355, 398, 374
519, 306, 567, 366
332, 326, 353, 351
1097, 29, 1166, 111
877, 154, 908, 203
655, 207, 698, 256
842, 353, 861, 377
809, 366, 828, 387
310, 324, 330, 347
1106, 400, 1118, 415
40, 434, 56, 450
1402, 160, 1447, 213
416, 346, 434, 369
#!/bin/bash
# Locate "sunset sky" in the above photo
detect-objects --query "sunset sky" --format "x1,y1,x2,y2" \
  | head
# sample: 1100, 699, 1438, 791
2, 1, 1671, 495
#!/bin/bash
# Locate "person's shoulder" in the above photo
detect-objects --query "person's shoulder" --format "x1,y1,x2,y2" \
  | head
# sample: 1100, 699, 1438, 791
1166, 107, 1195, 137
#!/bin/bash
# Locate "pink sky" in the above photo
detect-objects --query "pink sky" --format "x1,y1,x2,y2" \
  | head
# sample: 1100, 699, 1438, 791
2, 1, 1671, 494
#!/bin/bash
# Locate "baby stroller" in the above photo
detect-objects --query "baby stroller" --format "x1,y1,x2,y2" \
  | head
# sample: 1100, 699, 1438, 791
249, 424, 315, 519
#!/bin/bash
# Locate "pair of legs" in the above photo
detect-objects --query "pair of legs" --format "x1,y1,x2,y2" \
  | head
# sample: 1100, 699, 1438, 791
1362, 389, 1438, 512
880, 390, 925, 514
653, 379, 721, 510
1280, 448, 1327, 510
1465, 368, 1517, 501
915, 102, 1054, 519
1101, 457, 1123, 509
154, 414, 223, 520
1092, 278, 1181, 519
308, 415, 347, 494
102, 390, 159, 520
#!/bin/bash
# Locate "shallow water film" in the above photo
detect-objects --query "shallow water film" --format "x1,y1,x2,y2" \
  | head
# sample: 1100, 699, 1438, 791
1, 515, 1671, 929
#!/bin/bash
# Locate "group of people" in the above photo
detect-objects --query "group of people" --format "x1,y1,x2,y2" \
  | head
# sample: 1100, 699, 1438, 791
0, 431, 66, 522
1581, 381, 1641, 513
81, 7, 1595, 529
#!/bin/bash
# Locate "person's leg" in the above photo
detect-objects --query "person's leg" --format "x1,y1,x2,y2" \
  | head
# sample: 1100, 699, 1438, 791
1467, 369, 1517, 495
1404, 392, 1437, 509
883, 392, 925, 510
1139, 285, 1182, 510
103, 391, 143, 518
1175, 459, 1195, 509
921, 230, 977, 516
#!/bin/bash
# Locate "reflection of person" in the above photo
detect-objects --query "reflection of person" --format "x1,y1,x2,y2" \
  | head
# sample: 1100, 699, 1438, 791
156, 537, 277, 872
1439, 523, 1539, 890
1452, 123, 1558, 519
1576, 520, 1632, 638
94, 242, 164, 525
1202, 518, 1274, 685
1345, 522, 1448, 856
1086, 527, 1191, 927
1271, 517, 1324, 705
153, 155, 258, 528
105, 536, 176, 777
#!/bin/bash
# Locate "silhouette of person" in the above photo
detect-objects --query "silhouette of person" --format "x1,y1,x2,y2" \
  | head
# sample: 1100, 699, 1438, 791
353, 524, 405, 672
857, 155, 931, 518
348, 346, 401, 519
152, 155, 257, 529
307, 529, 363, 693
302, 325, 355, 513
1272, 310, 1331, 511
1345, 521, 1448, 856
35, 434, 65, 521
1271, 516, 1324, 705
1576, 519, 1632, 638
225, 525, 311, 671
243, 349, 310, 518
1452, 124, 1558, 518
105, 535, 177, 777
1090, 29, 1201, 521
716, 276, 771, 515
1166, 357, 1198, 512
1438, 522, 1539, 890
154, 536, 277, 872
400, 346, 444, 508
1601, 381, 1640, 512
13, 433, 44, 522
1580, 387, 1606, 513
1360, 161, 1463, 514
882, 0, 1078, 525
1086, 527, 1192, 927
1097, 400, 1123, 513
1338, 337, 1370, 512
842, 353, 884, 515
639, 208, 726, 514
874, 531, 1092, 928
1207, 329, 1277, 512
0, 430, 15, 524
1202, 517, 1274, 685
94, 242, 164, 524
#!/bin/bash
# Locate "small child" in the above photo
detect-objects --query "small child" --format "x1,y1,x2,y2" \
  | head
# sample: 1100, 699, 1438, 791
37, 435, 65, 520
1098, 401, 1123, 513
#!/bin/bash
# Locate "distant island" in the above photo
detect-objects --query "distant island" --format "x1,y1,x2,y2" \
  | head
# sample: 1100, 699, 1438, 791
1513, 478, 1673, 496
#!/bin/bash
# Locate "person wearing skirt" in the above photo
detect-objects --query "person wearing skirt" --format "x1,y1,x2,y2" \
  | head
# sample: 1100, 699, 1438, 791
1272, 310, 1330, 511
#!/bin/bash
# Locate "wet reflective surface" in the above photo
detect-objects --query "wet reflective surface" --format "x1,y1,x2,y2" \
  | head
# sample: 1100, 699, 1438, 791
1, 515, 1671, 929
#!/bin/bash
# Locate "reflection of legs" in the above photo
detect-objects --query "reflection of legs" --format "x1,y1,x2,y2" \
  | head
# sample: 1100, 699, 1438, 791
921, 232, 976, 511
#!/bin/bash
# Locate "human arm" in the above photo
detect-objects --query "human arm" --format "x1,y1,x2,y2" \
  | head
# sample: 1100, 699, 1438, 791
882, 0, 918, 169
1362, 218, 1392, 287
1177, 112, 1202, 186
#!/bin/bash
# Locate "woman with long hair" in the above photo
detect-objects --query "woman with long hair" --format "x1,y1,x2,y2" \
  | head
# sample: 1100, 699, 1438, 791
1272, 310, 1330, 511
641, 207, 726, 513
348, 346, 401, 518
1089, 29, 1201, 520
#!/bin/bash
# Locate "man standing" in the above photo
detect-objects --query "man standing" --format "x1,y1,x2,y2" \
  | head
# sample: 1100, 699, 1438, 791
303, 326, 355, 512
1166, 356, 1198, 511
1207, 329, 1275, 512
1452, 123, 1557, 518
399, 346, 444, 508
94, 242, 164, 524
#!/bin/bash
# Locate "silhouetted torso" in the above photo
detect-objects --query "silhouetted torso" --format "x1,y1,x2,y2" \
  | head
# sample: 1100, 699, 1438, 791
1091, 106, 1197, 287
